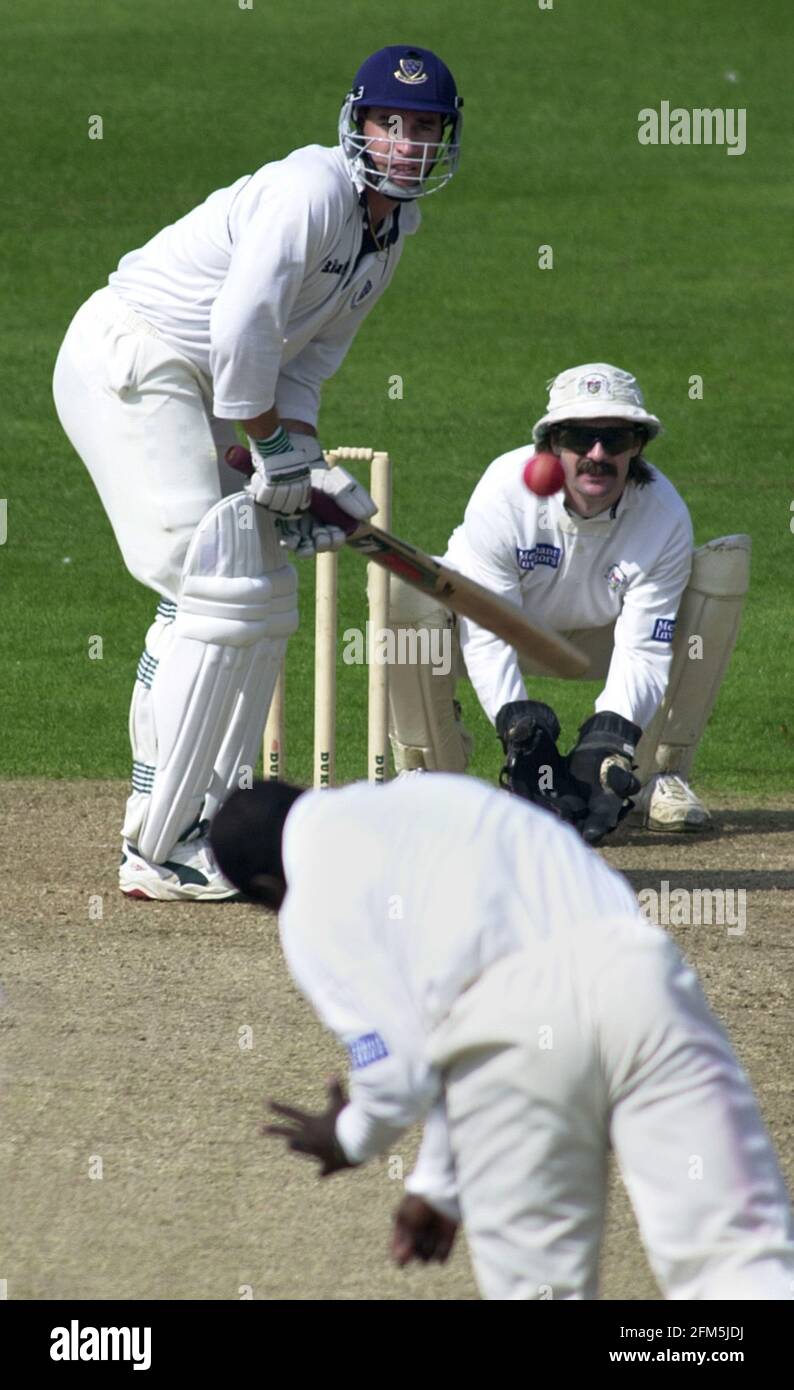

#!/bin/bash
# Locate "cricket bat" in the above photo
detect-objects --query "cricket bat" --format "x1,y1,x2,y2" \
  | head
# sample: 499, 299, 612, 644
225, 445, 589, 679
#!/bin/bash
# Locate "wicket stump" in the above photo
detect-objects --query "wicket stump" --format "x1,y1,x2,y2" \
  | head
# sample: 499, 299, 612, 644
264, 447, 392, 788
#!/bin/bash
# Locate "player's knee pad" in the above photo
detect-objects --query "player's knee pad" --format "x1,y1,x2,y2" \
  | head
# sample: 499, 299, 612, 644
387, 575, 470, 772
636, 534, 751, 782
125, 493, 298, 861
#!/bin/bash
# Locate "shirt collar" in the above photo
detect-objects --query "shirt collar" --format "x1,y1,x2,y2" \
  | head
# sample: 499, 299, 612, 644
358, 190, 402, 245
552, 486, 630, 531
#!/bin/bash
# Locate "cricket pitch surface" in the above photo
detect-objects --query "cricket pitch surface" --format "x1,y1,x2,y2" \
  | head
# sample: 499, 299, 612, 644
2, 782, 792, 1300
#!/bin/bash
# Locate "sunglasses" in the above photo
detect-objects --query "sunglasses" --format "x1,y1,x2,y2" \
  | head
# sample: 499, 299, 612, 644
553, 425, 639, 456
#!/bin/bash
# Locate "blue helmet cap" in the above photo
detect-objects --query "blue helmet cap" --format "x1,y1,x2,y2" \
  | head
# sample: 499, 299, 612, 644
349, 45, 461, 117
340, 46, 463, 200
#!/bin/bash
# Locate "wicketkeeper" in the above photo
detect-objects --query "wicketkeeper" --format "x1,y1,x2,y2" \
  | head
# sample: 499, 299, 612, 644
52, 45, 462, 899
209, 775, 794, 1300
387, 363, 750, 841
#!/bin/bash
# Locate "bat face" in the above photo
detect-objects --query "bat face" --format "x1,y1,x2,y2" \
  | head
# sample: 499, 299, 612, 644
345, 531, 441, 593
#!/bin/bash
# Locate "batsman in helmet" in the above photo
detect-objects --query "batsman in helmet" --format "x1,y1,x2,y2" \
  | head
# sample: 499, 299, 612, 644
53, 45, 462, 899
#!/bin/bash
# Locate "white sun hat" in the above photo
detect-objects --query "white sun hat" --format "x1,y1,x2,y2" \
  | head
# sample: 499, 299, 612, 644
532, 363, 663, 443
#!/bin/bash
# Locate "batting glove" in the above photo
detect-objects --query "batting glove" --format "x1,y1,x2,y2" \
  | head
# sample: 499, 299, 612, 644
246, 427, 325, 516
310, 463, 378, 523
277, 514, 348, 559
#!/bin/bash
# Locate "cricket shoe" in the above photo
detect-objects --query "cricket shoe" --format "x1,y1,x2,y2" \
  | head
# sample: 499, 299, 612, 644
628, 773, 712, 832
120, 832, 241, 901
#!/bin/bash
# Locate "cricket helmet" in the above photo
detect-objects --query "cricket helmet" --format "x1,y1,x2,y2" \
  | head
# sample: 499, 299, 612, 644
339, 45, 463, 200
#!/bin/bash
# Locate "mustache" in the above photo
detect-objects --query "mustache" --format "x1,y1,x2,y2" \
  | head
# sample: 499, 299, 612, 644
577, 460, 617, 477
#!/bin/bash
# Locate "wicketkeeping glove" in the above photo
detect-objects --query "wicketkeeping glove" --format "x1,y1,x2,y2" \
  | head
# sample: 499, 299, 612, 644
495, 699, 587, 827
564, 711, 642, 845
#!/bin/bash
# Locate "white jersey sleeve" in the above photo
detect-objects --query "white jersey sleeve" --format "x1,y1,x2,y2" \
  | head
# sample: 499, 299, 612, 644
274, 310, 361, 426
279, 795, 441, 1166
403, 1098, 461, 1222
210, 167, 346, 420
597, 507, 693, 727
280, 914, 441, 1165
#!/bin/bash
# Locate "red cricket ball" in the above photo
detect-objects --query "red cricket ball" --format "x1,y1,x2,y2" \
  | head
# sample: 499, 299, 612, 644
522, 451, 565, 497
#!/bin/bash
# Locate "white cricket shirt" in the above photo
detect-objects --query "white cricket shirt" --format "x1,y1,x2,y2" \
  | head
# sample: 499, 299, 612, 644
279, 775, 640, 1216
444, 447, 694, 730
108, 144, 420, 423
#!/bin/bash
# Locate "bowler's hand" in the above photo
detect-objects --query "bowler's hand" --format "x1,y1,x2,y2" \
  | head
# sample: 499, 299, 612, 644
264, 1077, 354, 1177
391, 1194, 459, 1266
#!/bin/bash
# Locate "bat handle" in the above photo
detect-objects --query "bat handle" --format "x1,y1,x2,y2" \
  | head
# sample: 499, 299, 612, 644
224, 444, 358, 535
305, 489, 359, 535
225, 443, 255, 477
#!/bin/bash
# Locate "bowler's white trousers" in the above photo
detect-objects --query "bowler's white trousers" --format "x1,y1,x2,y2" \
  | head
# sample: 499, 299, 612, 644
427, 921, 794, 1300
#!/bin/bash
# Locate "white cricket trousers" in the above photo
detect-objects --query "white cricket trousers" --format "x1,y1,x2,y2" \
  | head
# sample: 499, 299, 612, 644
428, 920, 794, 1300
52, 286, 245, 599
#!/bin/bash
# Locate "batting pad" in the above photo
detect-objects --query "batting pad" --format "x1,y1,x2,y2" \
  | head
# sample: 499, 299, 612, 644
386, 575, 472, 772
124, 493, 298, 862
635, 534, 751, 783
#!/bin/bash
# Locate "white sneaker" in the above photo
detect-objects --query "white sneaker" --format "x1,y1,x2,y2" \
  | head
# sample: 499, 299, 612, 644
119, 833, 241, 901
396, 768, 428, 779
629, 773, 712, 832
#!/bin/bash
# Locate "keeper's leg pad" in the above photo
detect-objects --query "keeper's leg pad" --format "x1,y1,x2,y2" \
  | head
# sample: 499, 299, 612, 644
635, 535, 751, 783
387, 574, 472, 773
123, 494, 298, 861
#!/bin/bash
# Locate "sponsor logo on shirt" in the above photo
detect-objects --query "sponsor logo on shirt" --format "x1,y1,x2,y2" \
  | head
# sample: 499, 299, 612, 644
604, 563, 628, 594
321, 257, 350, 275
652, 617, 676, 642
516, 543, 561, 572
347, 1031, 389, 1069
350, 278, 374, 308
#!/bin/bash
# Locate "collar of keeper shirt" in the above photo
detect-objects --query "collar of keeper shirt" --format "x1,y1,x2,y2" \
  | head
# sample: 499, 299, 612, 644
556, 486, 629, 530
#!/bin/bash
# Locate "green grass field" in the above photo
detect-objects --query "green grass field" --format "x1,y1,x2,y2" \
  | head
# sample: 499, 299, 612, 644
3, 0, 792, 793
